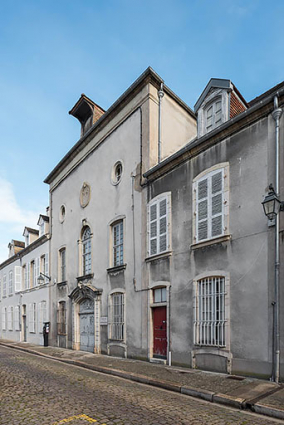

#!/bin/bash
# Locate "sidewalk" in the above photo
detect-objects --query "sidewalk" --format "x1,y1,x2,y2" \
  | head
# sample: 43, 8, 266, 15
1, 339, 284, 421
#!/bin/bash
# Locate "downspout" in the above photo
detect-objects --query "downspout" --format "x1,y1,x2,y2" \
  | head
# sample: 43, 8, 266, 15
158, 83, 164, 163
272, 95, 282, 383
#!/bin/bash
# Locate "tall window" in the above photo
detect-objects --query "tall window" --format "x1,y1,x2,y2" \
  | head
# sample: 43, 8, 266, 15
2, 307, 7, 330
7, 306, 13, 331
113, 221, 123, 266
3, 275, 6, 297
38, 301, 47, 333
60, 248, 66, 282
14, 305, 21, 331
193, 165, 229, 244
194, 277, 226, 347
57, 301, 66, 335
206, 99, 222, 133
29, 303, 36, 333
148, 193, 171, 257
109, 292, 124, 341
30, 261, 35, 288
82, 226, 92, 275
8, 271, 13, 295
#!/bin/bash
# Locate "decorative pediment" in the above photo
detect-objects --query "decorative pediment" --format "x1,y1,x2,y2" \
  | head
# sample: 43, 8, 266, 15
69, 283, 102, 303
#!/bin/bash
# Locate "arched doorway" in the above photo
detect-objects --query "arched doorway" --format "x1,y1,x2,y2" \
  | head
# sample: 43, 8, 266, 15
69, 283, 102, 354
79, 298, 95, 352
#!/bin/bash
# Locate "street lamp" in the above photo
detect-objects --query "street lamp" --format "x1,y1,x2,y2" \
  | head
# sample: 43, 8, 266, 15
262, 184, 283, 220
38, 272, 51, 285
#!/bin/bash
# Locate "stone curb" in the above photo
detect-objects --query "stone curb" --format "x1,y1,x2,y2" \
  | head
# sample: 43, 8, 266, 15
252, 403, 284, 421
0, 341, 282, 421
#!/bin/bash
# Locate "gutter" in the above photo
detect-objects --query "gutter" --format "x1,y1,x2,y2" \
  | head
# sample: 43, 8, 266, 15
144, 85, 284, 180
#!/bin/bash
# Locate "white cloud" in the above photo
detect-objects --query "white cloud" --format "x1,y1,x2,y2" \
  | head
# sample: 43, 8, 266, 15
0, 177, 38, 225
0, 177, 42, 263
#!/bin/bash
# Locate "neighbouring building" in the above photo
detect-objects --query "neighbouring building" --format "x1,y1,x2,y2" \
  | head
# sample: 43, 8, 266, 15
1, 68, 283, 380
0, 214, 50, 345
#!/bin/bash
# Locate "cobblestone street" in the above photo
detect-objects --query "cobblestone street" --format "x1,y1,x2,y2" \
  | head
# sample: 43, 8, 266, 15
0, 346, 283, 425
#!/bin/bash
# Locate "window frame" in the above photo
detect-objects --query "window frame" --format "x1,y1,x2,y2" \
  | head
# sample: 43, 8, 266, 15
147, 192, 171, 257
59, 248, 66, 282
8, 271, 13, 296
2, 307, 7, 330
192, 163, 229, 245
29, 302, 36, 333
108, 291, 125, 341
82, 226, 92, 276
112, 220, 124, 267
57, 301, 67, 335
205, 97, 222, 133
3, 275, 6, 297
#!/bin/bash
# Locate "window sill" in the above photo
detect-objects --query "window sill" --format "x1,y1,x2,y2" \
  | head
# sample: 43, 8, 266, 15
57, 281, 68, 287
145, 251, 172, 263
191, 234, 231, 250
107, 264, 127, 274
76, 273, 94, 282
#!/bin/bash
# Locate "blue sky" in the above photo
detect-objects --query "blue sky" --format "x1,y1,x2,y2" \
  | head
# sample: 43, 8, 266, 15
0, 0, 283, 262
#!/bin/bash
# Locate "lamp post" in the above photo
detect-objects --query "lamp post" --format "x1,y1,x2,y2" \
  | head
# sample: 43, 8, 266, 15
262, 184, 284, 382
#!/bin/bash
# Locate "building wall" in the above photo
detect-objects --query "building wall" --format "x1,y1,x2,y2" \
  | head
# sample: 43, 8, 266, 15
0, 239, 49, 345
146, 113, 279, 378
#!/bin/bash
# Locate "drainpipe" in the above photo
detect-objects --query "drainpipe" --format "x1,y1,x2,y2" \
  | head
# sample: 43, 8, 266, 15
272, 95, 282, 383
158, 83, 164, 163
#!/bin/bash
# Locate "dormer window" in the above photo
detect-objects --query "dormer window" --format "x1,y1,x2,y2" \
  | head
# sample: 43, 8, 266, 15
194, 79, 248, 139
206, 99, 222, 133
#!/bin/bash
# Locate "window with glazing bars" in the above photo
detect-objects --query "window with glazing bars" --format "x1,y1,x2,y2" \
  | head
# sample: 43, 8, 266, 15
113, 221, 123, 266
57, 301, 66, 335
60, 249, 66, 281
82, 227, 91, 275
194, 277, 225, 347
109, 293, 124, 340
149, 196, 169, 256
196, 168, 224, 242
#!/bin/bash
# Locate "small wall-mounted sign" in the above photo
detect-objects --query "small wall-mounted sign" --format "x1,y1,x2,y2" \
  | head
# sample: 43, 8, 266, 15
100, 316, 108, 325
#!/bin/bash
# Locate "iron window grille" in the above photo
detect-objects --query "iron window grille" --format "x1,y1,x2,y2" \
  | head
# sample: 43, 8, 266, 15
109, 293, 124, 341
194, 277, 226, 347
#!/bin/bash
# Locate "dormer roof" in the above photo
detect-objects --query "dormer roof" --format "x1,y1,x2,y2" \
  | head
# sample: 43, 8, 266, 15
69, 94, 105, 124
194, 78, 248, 113
23, 227, 39, 236
37, 214, 49, 225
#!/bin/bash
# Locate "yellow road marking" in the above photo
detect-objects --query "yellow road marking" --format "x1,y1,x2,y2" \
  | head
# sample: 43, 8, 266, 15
52, 414, 105, 424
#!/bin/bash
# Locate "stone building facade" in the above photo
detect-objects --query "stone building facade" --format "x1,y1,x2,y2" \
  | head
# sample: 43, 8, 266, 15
1, 68, 283, 380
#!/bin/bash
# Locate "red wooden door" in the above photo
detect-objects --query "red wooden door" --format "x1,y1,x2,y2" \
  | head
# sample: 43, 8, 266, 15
153, 306, 167, 357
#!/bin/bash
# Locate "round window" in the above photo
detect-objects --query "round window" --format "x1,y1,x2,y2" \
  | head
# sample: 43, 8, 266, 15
59, 205, 66, 223
112, 161, 123, 185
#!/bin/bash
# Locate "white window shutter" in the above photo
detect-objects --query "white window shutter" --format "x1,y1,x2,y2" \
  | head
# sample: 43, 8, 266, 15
45, 253, 49, 283
197, 178, 208, 241
15, 266, 22, 292
150, 202, 158, 255
211, 171, 223, 237
159, 198, 167, 253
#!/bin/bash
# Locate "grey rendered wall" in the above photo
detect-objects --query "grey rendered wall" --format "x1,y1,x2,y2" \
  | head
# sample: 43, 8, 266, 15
147, 115, 276, 377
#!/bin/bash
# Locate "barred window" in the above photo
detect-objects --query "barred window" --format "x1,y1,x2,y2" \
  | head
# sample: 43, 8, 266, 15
109, 292, 124, 341
113, 221, 123, 267
82, 226, 92, 275
194, 277, 226, 347
57, 301, 66, 335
